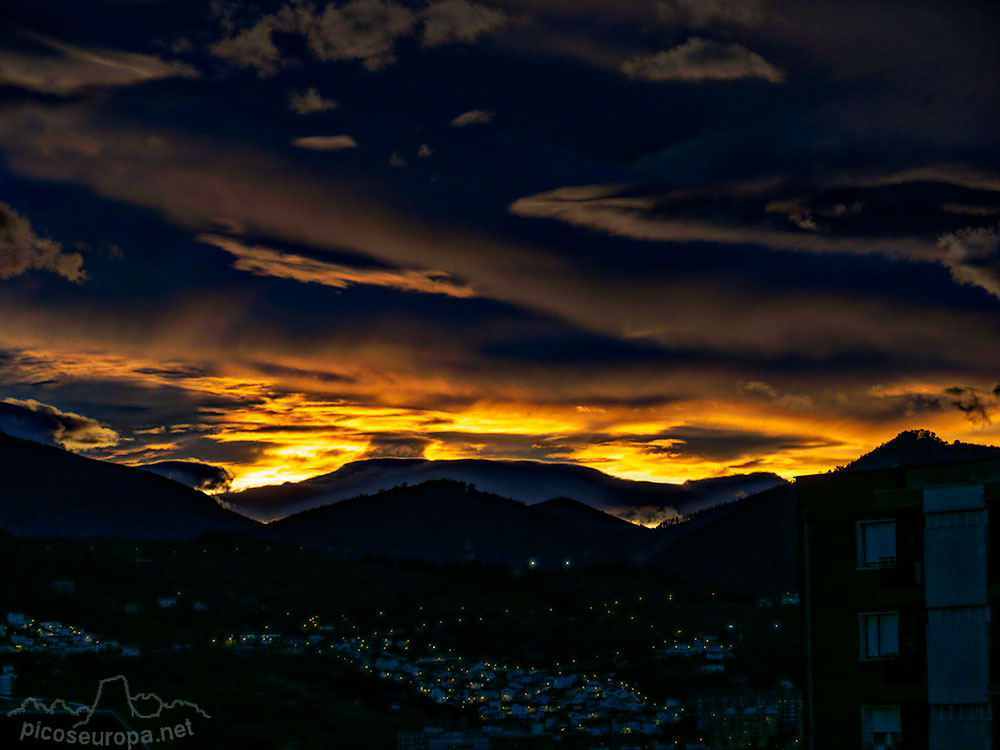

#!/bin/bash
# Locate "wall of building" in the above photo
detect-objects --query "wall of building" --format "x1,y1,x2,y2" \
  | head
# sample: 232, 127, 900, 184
797, 460, 1000, 750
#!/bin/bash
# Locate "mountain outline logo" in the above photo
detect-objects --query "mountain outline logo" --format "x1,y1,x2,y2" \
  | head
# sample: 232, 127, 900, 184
6, 675, 210, 729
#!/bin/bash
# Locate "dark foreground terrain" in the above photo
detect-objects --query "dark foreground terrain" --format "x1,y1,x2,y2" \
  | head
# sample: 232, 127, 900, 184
0, 534, 801, 749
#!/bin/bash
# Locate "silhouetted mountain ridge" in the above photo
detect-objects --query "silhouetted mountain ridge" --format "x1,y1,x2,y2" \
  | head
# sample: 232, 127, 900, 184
843, 429, 1000, 471
265, 479, 647, 567
0, 431, 255, 540
6, 427, 999, 582
531, 497, 648, 537
224, 457, 785, 523
646, 483, 798, 594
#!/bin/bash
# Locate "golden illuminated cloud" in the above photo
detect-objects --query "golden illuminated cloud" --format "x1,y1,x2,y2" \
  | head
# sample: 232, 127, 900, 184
198, 234, 477, 297
0, 397, 120, 450
3, 345, 999, 494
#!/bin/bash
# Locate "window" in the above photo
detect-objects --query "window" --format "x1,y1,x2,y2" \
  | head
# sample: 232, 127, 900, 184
860, 612, 899, 659
858, 520, 896, 568
862, 705, 901, 748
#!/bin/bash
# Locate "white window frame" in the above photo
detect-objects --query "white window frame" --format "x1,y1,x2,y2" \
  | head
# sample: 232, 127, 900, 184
861, 704, 901, 749
857, 519, 897, 569
859, 611, 899, 660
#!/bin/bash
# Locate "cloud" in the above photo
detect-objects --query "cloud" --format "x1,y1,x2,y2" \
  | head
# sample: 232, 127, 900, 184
622, 37, 784, 83
210, 0, 507, 74
0, 33, 199, 95
942, 204, 1000, 217
211, 0, 415, 73
421, 0, 507, 47
131, 365, 212, 380
418, 143, 433, 157
170, 38, 194, 54
0, 203, 86, 282
621, 425, 832, 463
2, 341, 997, 495
656, 0, 770, 29
942, 385, 999, 425
780, 209, 823, 232
0, 398, 120, 450
288, 87, 338, 114
245, 361, 356, 385
936, 225, 1000, 299
291, 135, 359, 150
743, 381, 777, 399
833, 165, 1000, 193
198, 234, 477, 297
874, 384, 1000, 426
304, 0, 417, 70
508, 184, 935, 260
742, 381, 814, 412
209, 16, 282, 75
451, 109, 494, 127
508, 181, 1000, 304
362, 434, 431, 458
6, 104, 999, 393
30, 128, 103, 158
138, 460, 233, 492
389, 151, 407, 167
610, 504, 682, 528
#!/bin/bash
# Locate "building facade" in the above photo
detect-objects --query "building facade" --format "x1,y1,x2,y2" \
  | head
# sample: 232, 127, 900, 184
797, 459, 1000, 749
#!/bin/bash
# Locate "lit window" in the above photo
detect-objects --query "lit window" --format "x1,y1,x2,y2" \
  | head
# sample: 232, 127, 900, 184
858, 520, 896, 568
860, 612, 899, 659
862, 705, 901, 748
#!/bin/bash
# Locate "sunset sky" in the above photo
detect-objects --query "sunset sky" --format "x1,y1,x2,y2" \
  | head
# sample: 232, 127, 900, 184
1, 0, 999, 492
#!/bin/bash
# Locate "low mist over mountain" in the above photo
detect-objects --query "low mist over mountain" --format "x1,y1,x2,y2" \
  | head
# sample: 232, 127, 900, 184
223, 458, 785, 524
0, 431, 254, 540
138, 460, 233, 493
531, 497, 650, 538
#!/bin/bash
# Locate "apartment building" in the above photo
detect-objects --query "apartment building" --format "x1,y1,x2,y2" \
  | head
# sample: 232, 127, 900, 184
796, 458, 1000, 749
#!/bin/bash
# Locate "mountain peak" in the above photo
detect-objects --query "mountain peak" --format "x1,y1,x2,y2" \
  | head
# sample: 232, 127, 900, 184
844, 429, 1000, 472
0, 430, 254, 540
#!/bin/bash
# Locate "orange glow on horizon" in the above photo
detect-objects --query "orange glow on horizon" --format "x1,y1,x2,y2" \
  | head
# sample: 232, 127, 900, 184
7, 347, 1000, 493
